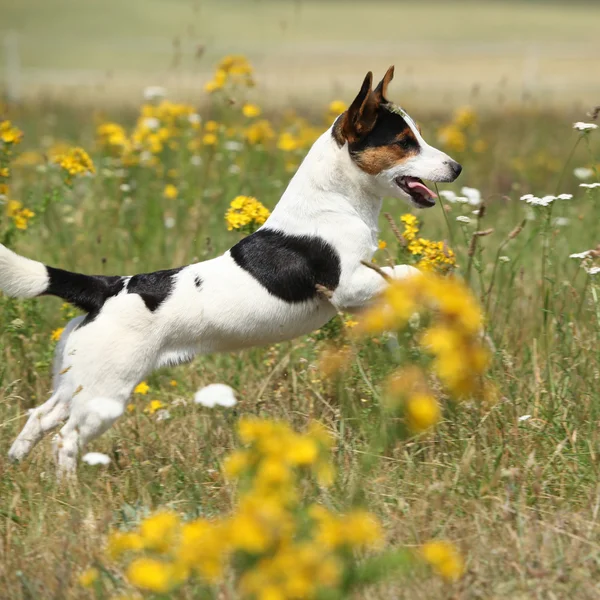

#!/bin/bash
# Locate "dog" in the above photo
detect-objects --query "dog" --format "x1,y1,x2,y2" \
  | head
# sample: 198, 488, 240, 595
0, 67, 461, 475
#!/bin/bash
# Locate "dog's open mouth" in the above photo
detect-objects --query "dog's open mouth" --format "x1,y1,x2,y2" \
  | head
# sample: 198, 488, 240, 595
396, 176, 437, 208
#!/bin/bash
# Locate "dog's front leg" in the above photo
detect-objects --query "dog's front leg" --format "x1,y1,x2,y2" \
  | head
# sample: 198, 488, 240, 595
330, 263, 420, 313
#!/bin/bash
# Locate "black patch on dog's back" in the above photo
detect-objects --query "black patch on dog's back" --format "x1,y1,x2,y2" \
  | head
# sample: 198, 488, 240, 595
45, 267, 125, 319
230, 229, 341, 303
127, 268, 182, 311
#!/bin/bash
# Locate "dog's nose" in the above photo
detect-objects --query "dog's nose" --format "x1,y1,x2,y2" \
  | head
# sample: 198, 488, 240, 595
446, 160, 462, 179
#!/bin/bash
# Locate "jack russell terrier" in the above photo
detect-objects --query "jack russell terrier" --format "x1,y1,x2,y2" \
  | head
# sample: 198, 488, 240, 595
0, 67, 461, 474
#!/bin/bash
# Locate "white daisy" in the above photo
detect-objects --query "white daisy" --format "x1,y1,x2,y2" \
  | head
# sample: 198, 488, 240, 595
439, 190, 457, 202
499, 256, 510, 263
119, 183, 131, 193
82, 452, 111, 466
164, 217, 176, 229
580, 182, 600, 189
556, 193, 573, 200
461, 186, 482, 206
156, 409, 171, 421
553, 217, 570, 227
456, 216, 471, 223
518, 415, 532, 422
224, 141, 243, 152
143, 86, 167, 101
188, 114, 201, 125
586, 266, 600, 275
574, 167, 594, 180
190, 155, 202, 166
570, 250, 592, 259
194, 384, 237, 408
142, 117, 160, 131
573, 122, 598, 132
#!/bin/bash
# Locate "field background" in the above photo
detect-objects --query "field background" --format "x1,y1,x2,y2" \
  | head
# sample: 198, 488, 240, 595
1, 0, 600, 108
1, 1, 600, 599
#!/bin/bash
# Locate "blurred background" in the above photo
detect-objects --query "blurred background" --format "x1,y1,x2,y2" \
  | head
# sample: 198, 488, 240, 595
1, 0, 599, 110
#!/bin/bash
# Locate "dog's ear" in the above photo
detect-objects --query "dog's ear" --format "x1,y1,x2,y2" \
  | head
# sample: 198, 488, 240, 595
341, 71, 379, 142
374, 66, 394, 104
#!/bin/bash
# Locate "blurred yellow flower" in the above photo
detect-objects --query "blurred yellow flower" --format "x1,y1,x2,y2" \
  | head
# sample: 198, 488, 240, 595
78, 567, 99, 588
203, 133, 218, 146
134, 382, 149, 395
163, 184, 178, 199
437, 124, 466, 153
245, 119, 275, 145
277, 132, 299, 152
127, 557, 185, 593
242, 103, 261, 118
328, 100, 347, 115
144, 399, 165, 415
0, 120, 23, 145
405, 393, 441, 432
421, 540, 465, 581
51, 327, 64, 342
378, 239, 387, 250
140, 511, 181, 553
53, 147, 95, 184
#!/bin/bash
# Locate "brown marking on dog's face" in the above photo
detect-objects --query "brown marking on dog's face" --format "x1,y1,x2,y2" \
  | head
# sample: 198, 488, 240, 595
332, 66, 422, 176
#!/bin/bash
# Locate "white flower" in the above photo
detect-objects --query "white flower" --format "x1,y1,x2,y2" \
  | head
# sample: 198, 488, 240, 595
439, 190, 457, 202
461, 186, 482, 206
156, 409, 171, 421
573, 122, 598, 132
586, 266, 600, 275
580, 182, 600, 189
523, 194, 555, 207
228, 164, 241, 174
82, 452, 111, 466
456, 216, 471, 223
471, 209, 480, 215
224, 141, 243, 152
499, 256, 510, 263
570, 250, 592, 259
518, 415, 532, 422
557, 193, 573, 200
194, 384, 237, 408
120, 183, 131, 193
164, 217, 176, 229
188, 113, 201, 125
190, 155, 202, 166
553, 217, 570, 227
520, 194, 534, 201
143, 86, 167, 101
142, 117, 160, 130
574, 167, 594, 180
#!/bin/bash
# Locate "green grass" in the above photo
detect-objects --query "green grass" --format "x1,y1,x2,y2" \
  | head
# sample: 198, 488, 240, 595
1, 77, 600, 598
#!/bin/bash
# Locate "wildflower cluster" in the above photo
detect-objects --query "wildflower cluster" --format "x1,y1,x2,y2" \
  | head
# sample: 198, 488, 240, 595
437, 106, 486, 154
5, 199, 35, 231
52, 147, 95, 185
103, 419, 396, 599
400, 214, 456, 273
520, 192, 573, 207
225, 195, 270, 233
359, 272, 490, 407
0, 120, 23, 199
204, 55, 255, 93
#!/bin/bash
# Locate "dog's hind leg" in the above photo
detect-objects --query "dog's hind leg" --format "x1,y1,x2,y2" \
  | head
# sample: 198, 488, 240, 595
8, 392, 70, 462
53, 395, 127, 477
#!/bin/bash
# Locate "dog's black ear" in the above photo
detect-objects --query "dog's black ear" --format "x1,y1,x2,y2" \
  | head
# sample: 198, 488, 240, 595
374, 65, 394, 104
340, 71, 379, 142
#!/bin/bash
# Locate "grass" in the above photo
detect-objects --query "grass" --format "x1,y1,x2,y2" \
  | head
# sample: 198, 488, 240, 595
1, 61, 600, 598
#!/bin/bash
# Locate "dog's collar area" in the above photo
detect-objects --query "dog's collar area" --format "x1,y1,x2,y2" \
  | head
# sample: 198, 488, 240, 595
396, 176, 437, 208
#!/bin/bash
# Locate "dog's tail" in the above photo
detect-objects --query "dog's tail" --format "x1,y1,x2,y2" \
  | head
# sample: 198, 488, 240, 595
0, 243, 123, 313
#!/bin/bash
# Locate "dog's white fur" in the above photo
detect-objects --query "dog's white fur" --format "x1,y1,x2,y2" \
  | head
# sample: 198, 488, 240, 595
1, 108, 457, 475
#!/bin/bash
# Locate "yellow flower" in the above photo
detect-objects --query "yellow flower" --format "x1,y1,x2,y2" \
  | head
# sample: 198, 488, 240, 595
344, 318, 359, 328
453, 106, 477, 129
126, 558, 185, 593
0, 120, 23, 145
342, 510, 383, 548
6, 199, 21, 216
53, 147, 95, 183
378, 239, 387, 250
144, 400, 165, 415
225, 195, 270, 232
204, 120, 219, 132
328, 100, 347, 114
127, 403, 135, 413
106, 531, 144, 560
437, 124, 466, 153
139, 511, 181, 553
421, 540, 465, 581
0, 166, 9, 178
163, 184, 178, 199
285, 437, 318, 466
277, 132, 299, 152
405, 394, 441, 432
245, 120, 275, 145
169, 379, 177, 387
203, 132, 218, 146
134, 381, 150, 395
78, 567, 99, 587
242, 103, 261, 118
10, 205, 35, 231
51, 327, 64, 342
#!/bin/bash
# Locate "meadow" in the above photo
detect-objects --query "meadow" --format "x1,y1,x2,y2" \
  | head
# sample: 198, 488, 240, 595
1, 51, 600, 599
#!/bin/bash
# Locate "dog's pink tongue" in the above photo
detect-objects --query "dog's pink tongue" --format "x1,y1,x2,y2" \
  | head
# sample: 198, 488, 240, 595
407, 179, 437, 198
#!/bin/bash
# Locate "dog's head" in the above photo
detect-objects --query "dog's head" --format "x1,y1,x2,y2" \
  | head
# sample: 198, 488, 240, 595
332, 67, 462, 208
